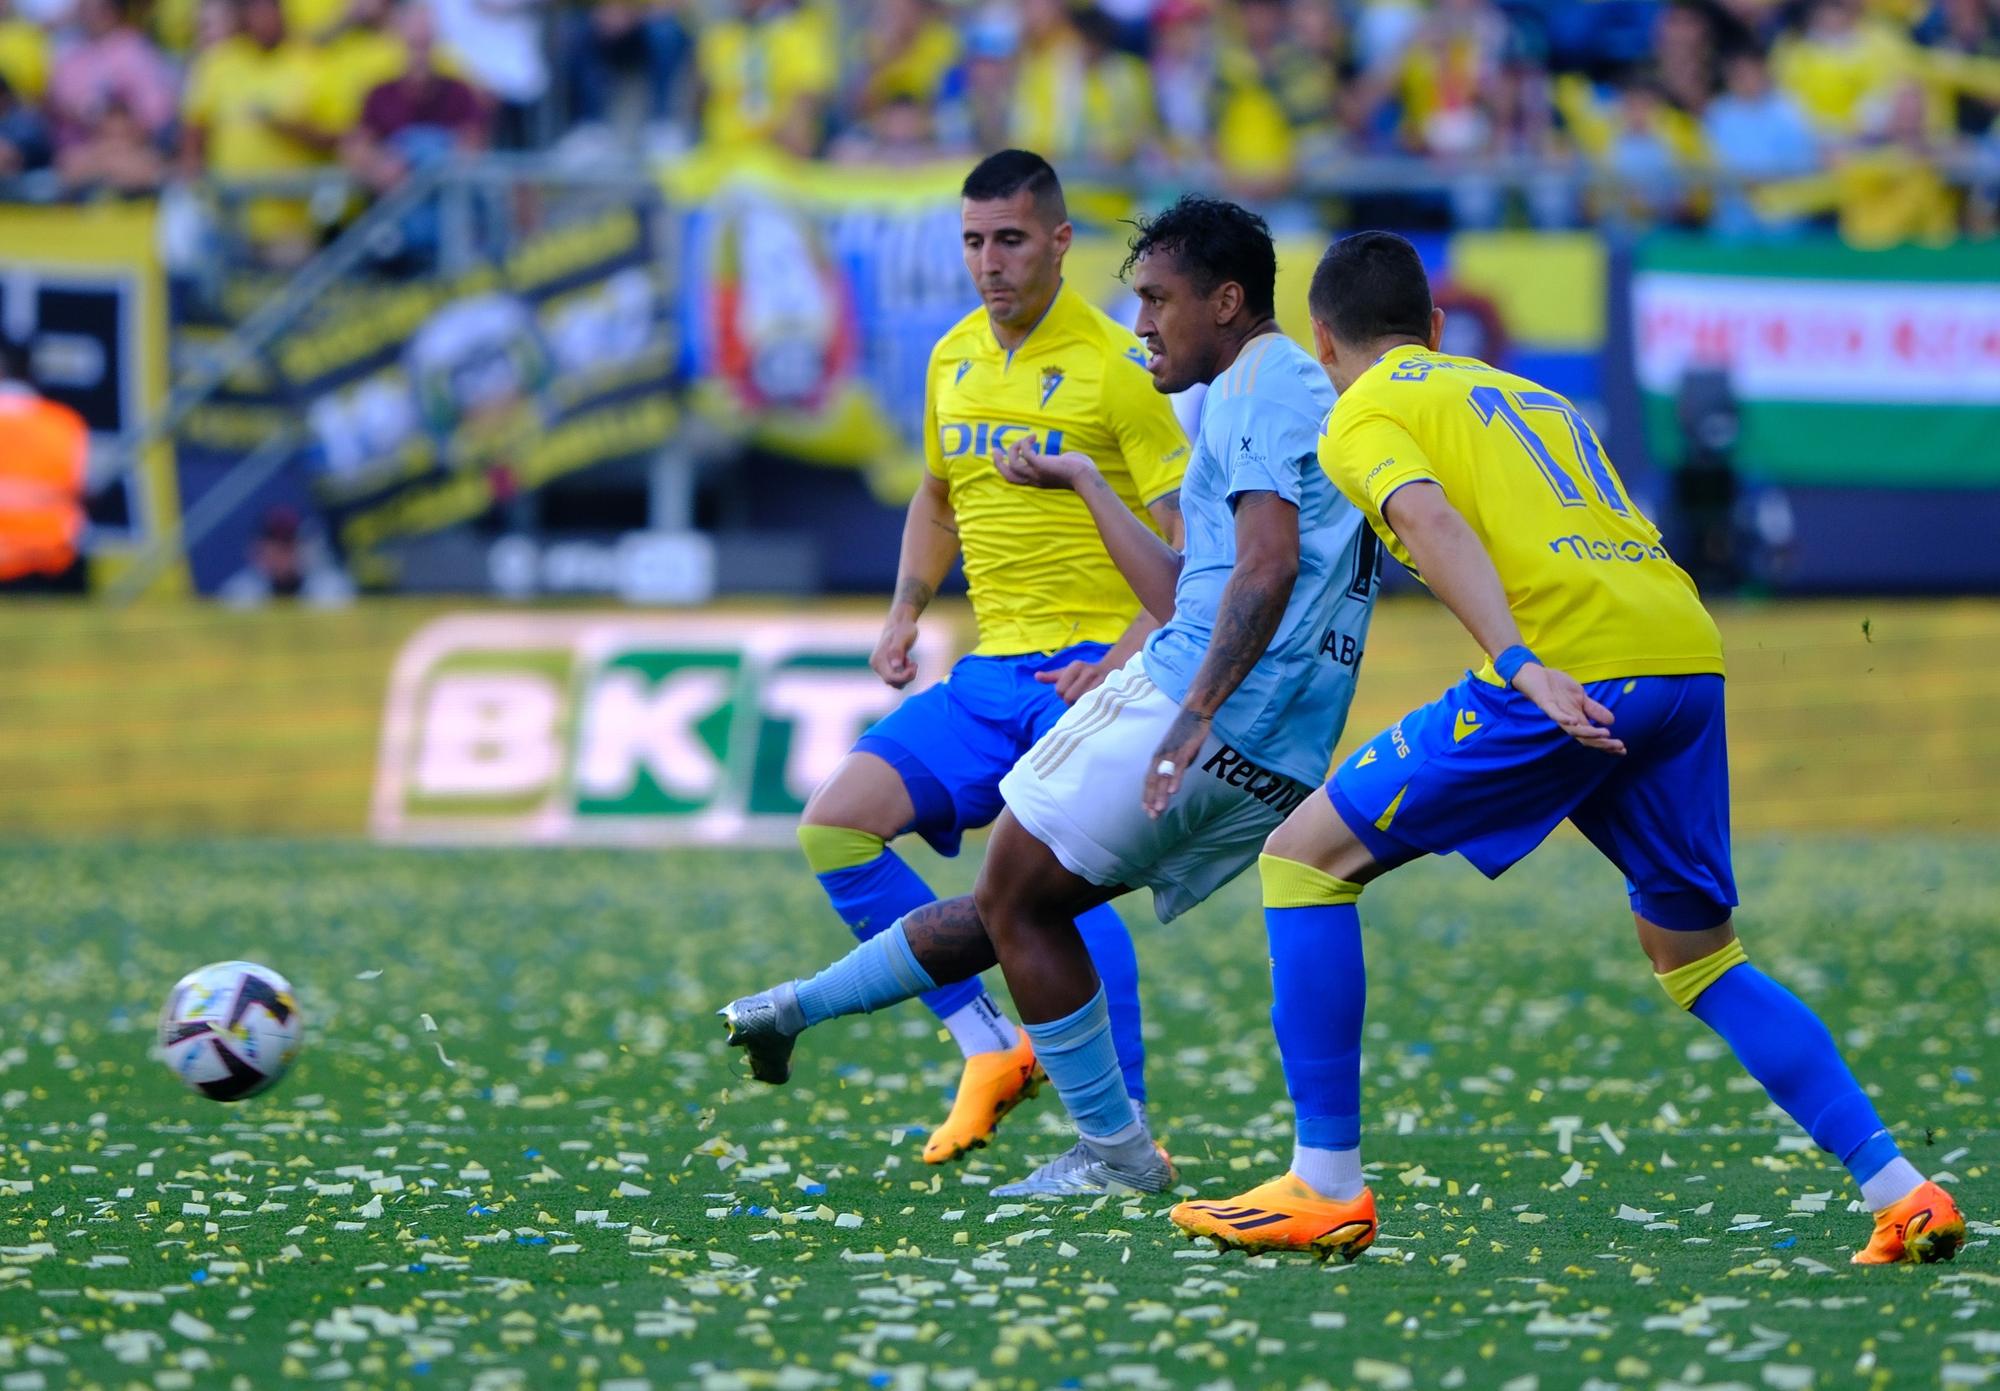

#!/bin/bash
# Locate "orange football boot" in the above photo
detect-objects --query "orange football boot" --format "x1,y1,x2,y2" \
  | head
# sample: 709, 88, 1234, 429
1852, 1180, 1965, 1265
1171, 1174, 1379, 1260
921, 1032, 1044, 1164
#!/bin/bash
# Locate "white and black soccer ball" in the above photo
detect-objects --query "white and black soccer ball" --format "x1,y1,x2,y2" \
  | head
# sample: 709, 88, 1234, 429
158, 961, 304, 1101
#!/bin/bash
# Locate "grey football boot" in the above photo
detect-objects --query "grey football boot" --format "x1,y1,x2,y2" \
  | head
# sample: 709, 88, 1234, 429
717, 981, 806, 1084
990, 1131, 1175, 1198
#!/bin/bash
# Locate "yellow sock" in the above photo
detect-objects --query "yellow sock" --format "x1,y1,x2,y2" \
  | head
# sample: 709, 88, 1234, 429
1258, 853, 1363, 908
1654, 938, 1749, 1010
796, 824, 887, 875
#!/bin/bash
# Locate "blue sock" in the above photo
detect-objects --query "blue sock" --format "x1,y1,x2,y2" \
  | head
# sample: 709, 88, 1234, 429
1020, 989, 1137, 1141
1692, 963, 1901, 1184
1265, 903, 1365, 1152
1073, 902, 1147, 1104
815, 848, 983, 1021
794, 919, 937, 1027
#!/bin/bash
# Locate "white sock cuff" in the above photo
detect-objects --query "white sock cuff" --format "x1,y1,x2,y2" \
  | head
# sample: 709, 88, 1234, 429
1291, 1142, 1366, 1201
941, 992, 1018, 1058
1860, 1156, 1925, 1212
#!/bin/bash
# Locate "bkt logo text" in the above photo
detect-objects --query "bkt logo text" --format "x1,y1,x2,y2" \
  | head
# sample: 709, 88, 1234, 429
373, 615, 955, 846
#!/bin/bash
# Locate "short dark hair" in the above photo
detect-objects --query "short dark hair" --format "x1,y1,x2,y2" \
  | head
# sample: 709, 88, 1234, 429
960, 149, 1066, 224
1308, 231, 1433, 346
1121, 194, 1276, 319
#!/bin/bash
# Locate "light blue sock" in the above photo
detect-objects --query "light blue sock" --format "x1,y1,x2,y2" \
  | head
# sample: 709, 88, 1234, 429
793, 919, 938, 1028
1691, 963, 1902, 1186
1073, 902, 1147, 1104
1020, 988, 1137, 1142
1266, 903, 1365, 1152
815, 849, 984, 1020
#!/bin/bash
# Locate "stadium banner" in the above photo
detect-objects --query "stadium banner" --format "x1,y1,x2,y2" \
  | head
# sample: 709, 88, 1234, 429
1631, 236, 2000, 486
1, 597, 1987, 839
172, 207, 679, 592
371, 612, 957, 846
0, 203, 187, 594
664, 148, 1609, 503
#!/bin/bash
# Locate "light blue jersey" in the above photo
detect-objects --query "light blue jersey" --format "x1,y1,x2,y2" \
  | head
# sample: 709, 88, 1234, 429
1141, 334, 1380, 785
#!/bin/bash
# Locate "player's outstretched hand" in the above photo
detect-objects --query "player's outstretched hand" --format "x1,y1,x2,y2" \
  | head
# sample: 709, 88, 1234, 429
992, 436, 1095, 492
1511, 663, 1624, 754
871, 613, 921, 689
1036, 659, 1108, 704
1141, 706, 1212, 818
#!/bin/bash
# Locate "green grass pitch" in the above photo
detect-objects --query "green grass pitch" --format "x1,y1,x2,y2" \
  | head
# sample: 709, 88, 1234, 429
1, 837, 1993, 1390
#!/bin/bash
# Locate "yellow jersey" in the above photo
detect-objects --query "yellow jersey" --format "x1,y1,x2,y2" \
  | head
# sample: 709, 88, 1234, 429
185, 37, 328, 243
696, 5, 836, 150
312, 28, 411, 133
925, 283, 1189, 657
1320, 345, 1723, 684
0, 18, 48, 103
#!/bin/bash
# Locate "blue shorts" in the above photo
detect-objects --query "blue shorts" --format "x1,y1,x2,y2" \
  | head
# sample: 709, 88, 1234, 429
856, 642, 1112, 858
1327, 671, 1736, 930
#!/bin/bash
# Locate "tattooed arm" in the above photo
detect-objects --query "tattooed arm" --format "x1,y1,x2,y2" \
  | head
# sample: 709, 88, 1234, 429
874, 469, 960, 689
1140, 490, 1300, 816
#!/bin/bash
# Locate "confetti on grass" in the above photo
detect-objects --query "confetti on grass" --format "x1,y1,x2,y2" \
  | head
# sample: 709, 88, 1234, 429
0, 838, 1992, 1389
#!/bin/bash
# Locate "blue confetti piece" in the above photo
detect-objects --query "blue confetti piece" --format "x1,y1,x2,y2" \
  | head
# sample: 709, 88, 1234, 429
516, 1234, 548, 1246
1953, 1067, 1976, 1084
523, 1148, 541, 1159
190, 1269, 208, 1284
1773, 1236, 1798, 1249
802, 1182, 826, 1196
869, 1376, 890, 1388
413, 1362, 431, 1376
409, 1262, 428, 1273
467, 1204, 497, 1215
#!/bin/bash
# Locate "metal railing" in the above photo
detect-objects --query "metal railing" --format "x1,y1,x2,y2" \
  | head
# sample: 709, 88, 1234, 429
50, 146, 1999, 603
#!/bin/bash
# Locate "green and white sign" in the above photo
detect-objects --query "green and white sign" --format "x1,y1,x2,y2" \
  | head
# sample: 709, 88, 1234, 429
372, 614, 956, 845
1632, 237, 2000, 486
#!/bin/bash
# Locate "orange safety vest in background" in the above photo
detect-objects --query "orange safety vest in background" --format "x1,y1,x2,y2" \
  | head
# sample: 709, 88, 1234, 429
0, 390, 89, 582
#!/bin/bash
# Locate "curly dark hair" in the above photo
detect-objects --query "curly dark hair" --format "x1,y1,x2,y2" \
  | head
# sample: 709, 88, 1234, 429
1121, 195, 1276, 320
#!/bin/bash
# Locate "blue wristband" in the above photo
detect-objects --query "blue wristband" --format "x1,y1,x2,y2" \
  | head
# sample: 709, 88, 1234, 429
1494, 645, 1539, 684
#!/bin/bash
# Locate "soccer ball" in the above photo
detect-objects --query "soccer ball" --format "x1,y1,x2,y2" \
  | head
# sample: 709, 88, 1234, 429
158, 961, 304, 1101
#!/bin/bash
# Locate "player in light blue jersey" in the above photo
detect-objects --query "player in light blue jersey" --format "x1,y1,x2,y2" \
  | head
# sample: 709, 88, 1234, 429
1135, 328, 1377, 802
721, 196, 1382, 1198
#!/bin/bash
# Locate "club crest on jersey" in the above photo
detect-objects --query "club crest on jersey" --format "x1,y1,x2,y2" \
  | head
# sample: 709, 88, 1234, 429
954, 360, 973, 386
1039, 366, 1065, 407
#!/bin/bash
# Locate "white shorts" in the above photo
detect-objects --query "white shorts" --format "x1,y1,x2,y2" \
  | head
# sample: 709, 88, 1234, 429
998, 655, 1315, 923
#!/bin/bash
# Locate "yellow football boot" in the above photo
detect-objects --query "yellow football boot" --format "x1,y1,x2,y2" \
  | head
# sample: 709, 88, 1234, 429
1172, 1174, 1379, 1260
1852, 1180, 1965, 1265
921, 1033, 1044, 1164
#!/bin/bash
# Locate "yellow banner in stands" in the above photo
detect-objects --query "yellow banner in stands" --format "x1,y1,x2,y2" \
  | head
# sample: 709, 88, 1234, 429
0, 202, 187, 596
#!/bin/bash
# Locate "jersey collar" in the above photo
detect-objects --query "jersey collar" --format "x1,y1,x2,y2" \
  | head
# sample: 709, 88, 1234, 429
1373, 342, 1429, 369
993, 279, 1067, 368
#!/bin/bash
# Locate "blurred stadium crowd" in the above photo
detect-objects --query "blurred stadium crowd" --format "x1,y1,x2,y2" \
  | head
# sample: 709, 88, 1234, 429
0, 0, 1996, 256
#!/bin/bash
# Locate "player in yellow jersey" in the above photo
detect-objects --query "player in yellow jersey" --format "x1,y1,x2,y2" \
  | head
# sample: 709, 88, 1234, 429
1173, 231, 1963, 1267
732, 151, 1188, 1165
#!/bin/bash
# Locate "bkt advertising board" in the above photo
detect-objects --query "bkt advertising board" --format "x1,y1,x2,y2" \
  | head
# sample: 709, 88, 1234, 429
372, 615, 955, 845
